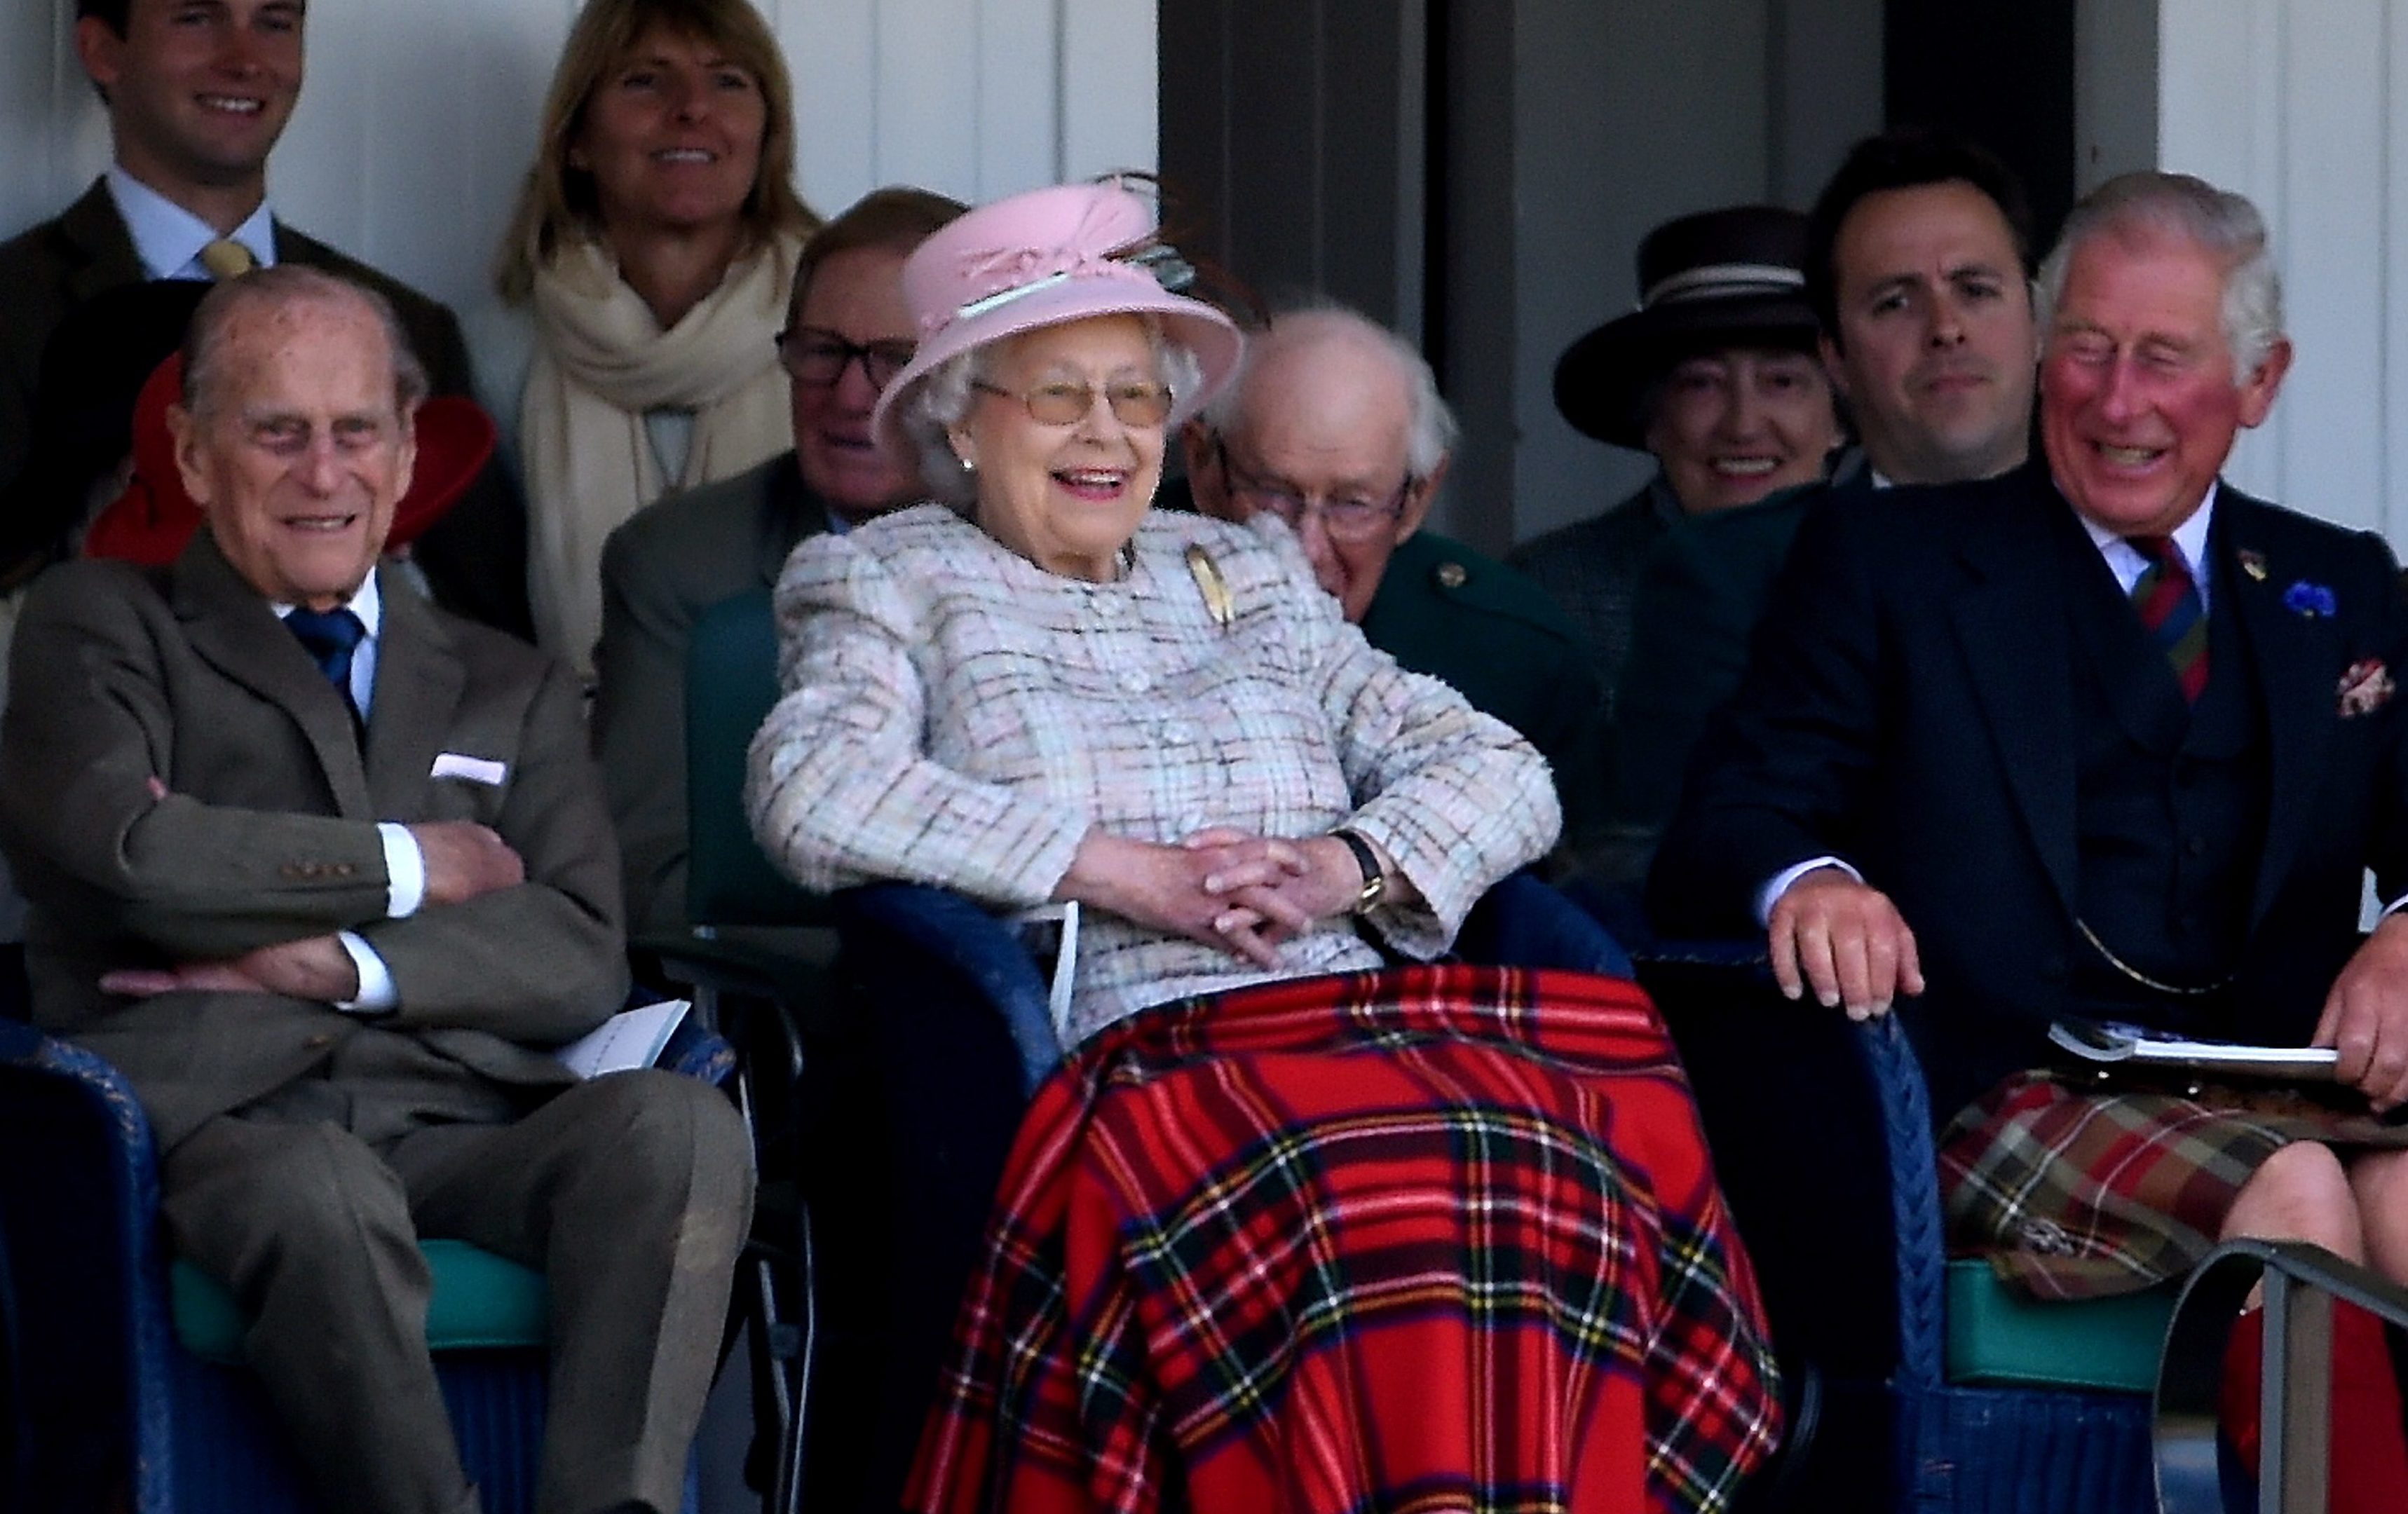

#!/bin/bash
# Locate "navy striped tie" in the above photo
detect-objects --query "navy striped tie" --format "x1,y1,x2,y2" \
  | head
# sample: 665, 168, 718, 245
2128, 536, 2208, 702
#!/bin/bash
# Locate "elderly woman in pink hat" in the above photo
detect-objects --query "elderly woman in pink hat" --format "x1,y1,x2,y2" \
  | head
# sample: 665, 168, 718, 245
746, 179, 1781, 1514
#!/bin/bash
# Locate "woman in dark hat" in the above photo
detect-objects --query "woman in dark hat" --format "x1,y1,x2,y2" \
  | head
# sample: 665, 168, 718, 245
1510, 205, 1843, 719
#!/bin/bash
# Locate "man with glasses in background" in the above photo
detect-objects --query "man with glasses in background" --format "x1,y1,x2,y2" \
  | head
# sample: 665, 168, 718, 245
1184, 303, 1600, 803
594, 186, 965, 934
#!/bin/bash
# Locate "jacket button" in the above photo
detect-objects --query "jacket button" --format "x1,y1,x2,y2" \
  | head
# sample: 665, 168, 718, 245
1435, 561, 1468, 590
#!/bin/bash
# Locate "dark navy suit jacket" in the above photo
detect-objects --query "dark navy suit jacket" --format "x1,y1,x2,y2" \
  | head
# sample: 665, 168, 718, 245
1651, 461, 2408, 1119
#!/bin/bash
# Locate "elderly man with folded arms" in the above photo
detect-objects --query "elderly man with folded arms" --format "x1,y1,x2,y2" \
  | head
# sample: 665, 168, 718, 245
0, 266, 748, 1514
1654, 170, 2408, 1503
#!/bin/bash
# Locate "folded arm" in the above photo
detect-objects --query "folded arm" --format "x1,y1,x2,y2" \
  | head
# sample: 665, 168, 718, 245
0, 566, 395, 957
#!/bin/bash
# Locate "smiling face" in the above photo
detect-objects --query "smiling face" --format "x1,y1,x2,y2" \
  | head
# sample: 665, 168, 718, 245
1643, 345, 1842, 514
2039, 227, 2290, 538
77, 0, 304, 203
571, 23, 766, 243
950, 315, 1166, 582
1824, 180, 2038, 484
171, 292, 416, 611
787, 245, 921, 521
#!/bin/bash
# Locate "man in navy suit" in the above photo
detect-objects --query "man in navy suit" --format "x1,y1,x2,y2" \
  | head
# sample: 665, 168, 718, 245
1655, 170, 2408, 1291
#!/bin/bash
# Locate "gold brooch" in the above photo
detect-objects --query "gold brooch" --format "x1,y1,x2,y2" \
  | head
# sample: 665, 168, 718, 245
1185, 545, 1232, 629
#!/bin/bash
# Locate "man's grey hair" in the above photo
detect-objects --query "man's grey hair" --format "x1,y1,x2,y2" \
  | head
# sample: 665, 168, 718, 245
1197, 301, 1458, 478
2036, 170, 2285, 374
182, 266, 430, 423
898, 315, 1203, 507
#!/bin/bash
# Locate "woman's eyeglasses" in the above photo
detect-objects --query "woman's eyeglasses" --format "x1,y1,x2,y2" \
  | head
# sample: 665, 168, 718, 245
1214, 439, 1413, 542
776, 328, 917, 390
971, 378, 1174, 428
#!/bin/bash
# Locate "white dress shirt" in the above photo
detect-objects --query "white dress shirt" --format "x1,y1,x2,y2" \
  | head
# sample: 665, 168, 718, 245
272, 572, 425, 1011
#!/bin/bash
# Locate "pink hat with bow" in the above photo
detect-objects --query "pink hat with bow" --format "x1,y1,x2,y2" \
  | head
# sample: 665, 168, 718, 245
870, 179, 1243, 454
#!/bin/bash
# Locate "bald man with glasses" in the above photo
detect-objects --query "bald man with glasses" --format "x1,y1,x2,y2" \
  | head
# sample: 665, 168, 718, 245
1184, 304, 1600, 819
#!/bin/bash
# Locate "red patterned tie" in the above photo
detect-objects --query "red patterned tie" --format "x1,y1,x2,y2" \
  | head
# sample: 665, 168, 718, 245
2128, 535, 2208, 702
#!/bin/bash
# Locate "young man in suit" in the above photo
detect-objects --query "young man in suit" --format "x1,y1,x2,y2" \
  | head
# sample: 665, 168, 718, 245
1610, 130, 2042, 881
1655, 171, 2408, 1501
0, 266, 749, 1514
0, 0, 530, 636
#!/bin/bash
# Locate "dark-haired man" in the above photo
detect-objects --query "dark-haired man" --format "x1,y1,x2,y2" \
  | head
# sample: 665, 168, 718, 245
1610, 130, 2041, 871
0, 266, 749, 1514
0, 0, 530, 636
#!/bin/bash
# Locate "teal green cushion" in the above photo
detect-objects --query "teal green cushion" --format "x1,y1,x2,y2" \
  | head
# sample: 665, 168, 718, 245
172, 1239, 548, 1364
1944, 1257, 2175, 1393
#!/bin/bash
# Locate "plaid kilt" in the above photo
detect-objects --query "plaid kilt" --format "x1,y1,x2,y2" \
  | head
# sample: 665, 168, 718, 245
905, 963, 1781, 1514
1938, 1068, 2408, 1300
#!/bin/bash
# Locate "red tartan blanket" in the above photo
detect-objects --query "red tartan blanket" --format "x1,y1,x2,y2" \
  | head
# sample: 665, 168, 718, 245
905, 963, 1781, 1514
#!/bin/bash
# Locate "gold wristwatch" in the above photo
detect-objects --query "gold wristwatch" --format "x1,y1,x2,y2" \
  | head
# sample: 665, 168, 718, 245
1331, 828, 1386, 913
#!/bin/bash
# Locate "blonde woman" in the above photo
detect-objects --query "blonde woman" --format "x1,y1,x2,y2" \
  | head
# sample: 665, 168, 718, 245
498, 0, 818, 671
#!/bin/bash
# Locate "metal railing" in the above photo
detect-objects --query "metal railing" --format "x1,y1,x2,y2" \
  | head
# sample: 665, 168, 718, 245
2157, 1237, 2408, 1513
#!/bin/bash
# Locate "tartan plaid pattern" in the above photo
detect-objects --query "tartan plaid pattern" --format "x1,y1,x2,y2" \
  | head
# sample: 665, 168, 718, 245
1938, 1069, 2408, 1300
906, 964, 1781, 1514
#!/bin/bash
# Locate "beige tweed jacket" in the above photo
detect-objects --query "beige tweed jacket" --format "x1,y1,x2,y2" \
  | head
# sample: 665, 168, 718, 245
746, 504, 1560, 1042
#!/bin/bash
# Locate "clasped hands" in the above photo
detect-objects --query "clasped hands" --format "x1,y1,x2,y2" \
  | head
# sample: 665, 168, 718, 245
102, 791, 525, 1003
1059, 826, 1366, 969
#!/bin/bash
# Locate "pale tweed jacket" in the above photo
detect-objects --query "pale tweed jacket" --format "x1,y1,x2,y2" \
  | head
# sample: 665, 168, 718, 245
747, 503, 1560, 1043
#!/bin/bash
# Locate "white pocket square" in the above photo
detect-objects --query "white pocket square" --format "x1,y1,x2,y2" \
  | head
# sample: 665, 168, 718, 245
431, 753, 508, 786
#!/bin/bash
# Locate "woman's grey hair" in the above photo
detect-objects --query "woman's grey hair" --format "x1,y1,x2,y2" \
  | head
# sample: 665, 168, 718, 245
898, 315, 1204, 507
1197, 301, 1458, 479
2037, 171, 2284, 374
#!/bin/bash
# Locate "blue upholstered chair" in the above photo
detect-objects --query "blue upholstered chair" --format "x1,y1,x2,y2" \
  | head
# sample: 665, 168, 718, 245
0, 1011, 727, 1514
1636, 942, 2161, 1513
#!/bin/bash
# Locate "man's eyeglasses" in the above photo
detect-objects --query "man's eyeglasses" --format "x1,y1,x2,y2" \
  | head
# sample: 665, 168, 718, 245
1213, 439, 1413, 542
776, 328, 916, 390
970, 378, 1174, 428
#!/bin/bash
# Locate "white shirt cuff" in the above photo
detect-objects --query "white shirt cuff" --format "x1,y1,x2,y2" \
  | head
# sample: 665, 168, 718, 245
1756, 856, 1865, 926
379, 822, 424, 918
334, 930, 397, 1013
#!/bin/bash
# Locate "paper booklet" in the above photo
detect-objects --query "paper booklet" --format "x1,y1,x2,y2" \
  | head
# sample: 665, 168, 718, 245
2047, 1018, 2339, 1077
553, 999, 692, 1079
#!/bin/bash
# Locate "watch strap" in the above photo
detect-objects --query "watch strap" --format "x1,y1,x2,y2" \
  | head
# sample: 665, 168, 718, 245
1331, 828, 1386, 912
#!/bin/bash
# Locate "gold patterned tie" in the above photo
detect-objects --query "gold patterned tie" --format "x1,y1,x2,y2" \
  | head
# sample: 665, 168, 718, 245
198, 238, 257, 280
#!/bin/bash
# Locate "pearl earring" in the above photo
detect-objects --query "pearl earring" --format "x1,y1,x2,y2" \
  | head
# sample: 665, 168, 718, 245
959, 454, 977, 473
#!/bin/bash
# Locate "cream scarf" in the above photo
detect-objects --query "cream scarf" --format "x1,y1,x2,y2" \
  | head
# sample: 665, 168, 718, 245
523, 230, 801, 671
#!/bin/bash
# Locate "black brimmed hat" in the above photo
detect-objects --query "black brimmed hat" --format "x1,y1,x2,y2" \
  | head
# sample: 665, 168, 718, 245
1554, 205, 1821, 450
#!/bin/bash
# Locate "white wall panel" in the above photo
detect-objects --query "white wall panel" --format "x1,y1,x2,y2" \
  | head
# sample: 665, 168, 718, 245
2, 1, 1156, 381
2143, 0, 2408, 545
1060, 0, 1157, 182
